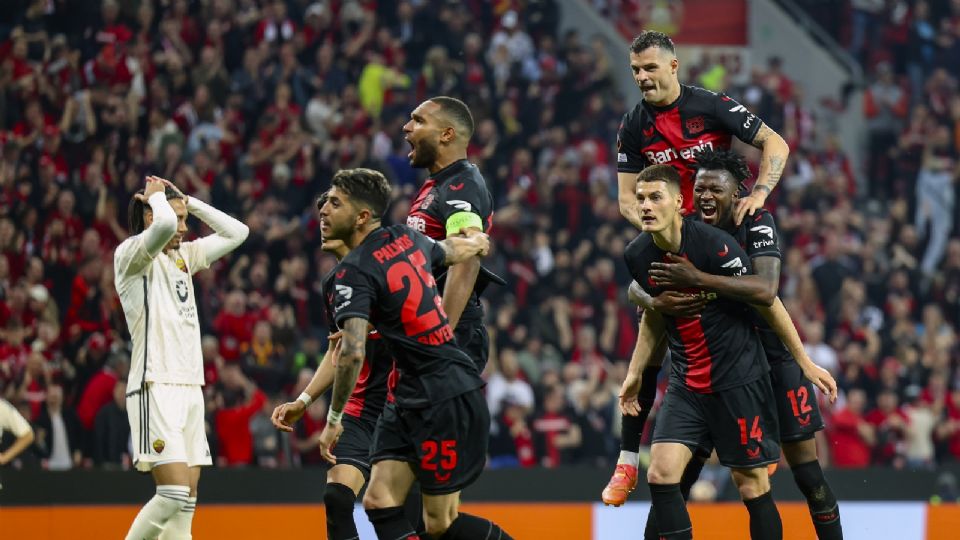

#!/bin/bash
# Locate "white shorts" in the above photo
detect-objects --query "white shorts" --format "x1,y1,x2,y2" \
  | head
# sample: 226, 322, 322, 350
127, 383, 212, 472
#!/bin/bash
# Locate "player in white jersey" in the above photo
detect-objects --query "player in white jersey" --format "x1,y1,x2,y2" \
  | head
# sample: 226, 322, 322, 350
115, 176, 248, 540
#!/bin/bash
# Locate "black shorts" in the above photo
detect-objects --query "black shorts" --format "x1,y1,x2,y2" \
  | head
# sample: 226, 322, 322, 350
334, 414, 377, 475
454, 320, 489, 374
769, 361, 825, 442
370, 389, 489, 495
653, 378, 780, 469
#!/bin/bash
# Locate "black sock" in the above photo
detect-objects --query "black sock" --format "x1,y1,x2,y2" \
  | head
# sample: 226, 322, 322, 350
791, 459, 843, 540
366, 506, 418, 540
404, 483, 426, 535
622, 366, 660, 452
323, 483, 359, 540
439, 512, 514, 540
743, 491, 783, 540
649, 483, 692, 539
644, 458, 704, 540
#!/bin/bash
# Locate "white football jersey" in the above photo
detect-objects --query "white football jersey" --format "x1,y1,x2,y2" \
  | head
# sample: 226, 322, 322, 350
115, 236, 211, 391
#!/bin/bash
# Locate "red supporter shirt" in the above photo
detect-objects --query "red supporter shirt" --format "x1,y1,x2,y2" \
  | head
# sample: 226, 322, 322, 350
215, 389, 266, 465
829, 408, 873, 468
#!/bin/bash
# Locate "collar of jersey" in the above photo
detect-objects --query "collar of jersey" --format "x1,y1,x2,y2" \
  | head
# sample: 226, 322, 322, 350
427, 158, 469, 183
643, 84, 688, 113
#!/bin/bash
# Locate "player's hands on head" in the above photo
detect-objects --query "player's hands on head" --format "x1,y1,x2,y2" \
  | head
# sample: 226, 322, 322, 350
652, 291, 707, 318
135, 176, 166, 201
801, 362, 838, 403
317, 422, 343, 465
618, 372, 642, 416
734, 191, 766, 226
157, 176, 189, 204
270, 400, 306, 432
650, 254, 701, 289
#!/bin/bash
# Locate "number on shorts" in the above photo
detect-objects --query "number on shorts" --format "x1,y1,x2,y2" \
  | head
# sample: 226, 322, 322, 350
420, 439, 458, 471
787, 387, 813, 417
737, 416, 763, 445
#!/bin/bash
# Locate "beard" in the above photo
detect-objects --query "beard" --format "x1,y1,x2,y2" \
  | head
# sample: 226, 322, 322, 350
410, 139, 439, 169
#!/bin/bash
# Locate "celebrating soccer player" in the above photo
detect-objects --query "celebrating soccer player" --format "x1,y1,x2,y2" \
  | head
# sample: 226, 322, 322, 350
403, 96, 503, 374
626, 149, 844, 539
115, 175, 248, 540
316, 168, 512, 540
620, 165, 836, 540
604, 29, 791, 507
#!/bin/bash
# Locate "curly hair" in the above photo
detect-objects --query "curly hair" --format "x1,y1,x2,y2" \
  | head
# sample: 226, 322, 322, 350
693, 148, 752, 185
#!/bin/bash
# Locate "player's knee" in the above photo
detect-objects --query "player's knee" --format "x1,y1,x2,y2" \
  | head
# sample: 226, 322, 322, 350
361, 486, 394, 510
423, 508, 456, 538
782, 439, 818, 465
732, 469, 770, 500
324, 483, 357, 514
647, 464, 679, 485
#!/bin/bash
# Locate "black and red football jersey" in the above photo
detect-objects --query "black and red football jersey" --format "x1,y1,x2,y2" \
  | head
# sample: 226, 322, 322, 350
624, 219, 768, 393
406, 159, 495, 323
321, 269, 397, 423
617, 85, 762, 214
331, 224, 484, 408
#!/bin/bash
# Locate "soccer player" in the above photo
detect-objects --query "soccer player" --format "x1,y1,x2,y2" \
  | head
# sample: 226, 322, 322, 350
403, 96, 503, 373
0, 397, 35, 468
604, 29, 791, 505
629, 149, 843, 539
317, 168, 512, 540
271, 191, 399, 540
115, 175, 248, 540
620, 165, 835, 540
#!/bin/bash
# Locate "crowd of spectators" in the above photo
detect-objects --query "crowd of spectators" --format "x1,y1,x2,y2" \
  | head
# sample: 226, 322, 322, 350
0, 0, 959, 476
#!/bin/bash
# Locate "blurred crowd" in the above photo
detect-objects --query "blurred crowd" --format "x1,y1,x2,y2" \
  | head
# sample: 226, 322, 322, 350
0, 0, 958, 474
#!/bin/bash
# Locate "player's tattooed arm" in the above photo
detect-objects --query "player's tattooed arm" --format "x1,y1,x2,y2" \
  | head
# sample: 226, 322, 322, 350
618, 172, 645, 230
438, 229, 491, 265
329, 317, 367, 414
737, 122, 789, 225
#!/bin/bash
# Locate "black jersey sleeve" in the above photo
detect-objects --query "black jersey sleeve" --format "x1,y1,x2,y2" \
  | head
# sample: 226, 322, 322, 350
623, 234, 654, 290
616, 108, 648, 174
712, 93, 763, 144
332, 262, 376, 328
744, 210, 782, 260
436, 174, 492, 237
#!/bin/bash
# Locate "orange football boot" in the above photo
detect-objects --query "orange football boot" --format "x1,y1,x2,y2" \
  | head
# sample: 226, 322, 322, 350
601, 463, 639, 506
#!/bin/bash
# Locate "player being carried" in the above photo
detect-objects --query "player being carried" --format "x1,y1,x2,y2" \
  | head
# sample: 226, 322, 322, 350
621, 164, 836, 540
316, 168, 513, 540
624, 149, 845, 539
605, 28, 791, 507
115, 175, 248, 540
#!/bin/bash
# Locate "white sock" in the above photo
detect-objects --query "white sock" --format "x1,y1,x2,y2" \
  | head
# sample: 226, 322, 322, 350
125, 485, 190, 540
618, 451, 640, 467
158, 496, 196, 540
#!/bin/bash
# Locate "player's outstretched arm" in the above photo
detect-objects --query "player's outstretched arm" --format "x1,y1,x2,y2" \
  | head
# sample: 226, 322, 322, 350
619, 310, 666, 416
618, 172, 644, 230
184, 194, 250, 265
753, 298, 838, 402
439, 228, 490, 265
317, 318, 366, 464
649, 253, 778, 306
737, 122, 789, 225
271, 336, 339, 432
628, 280, 708, 318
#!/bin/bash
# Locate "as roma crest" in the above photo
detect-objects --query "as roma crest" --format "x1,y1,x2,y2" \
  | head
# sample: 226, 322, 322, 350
153, 439, 166, 454
175, 258, 188, 273
686, 116, 705, 135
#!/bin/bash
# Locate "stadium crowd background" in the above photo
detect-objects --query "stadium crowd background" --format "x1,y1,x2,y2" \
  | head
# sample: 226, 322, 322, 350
0, 0, 958, 482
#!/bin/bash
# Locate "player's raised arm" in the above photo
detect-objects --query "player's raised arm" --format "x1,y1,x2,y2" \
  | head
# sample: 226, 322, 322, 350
737, 122, 789, 224
618, 172, 645, 230
160, 178, 248, 267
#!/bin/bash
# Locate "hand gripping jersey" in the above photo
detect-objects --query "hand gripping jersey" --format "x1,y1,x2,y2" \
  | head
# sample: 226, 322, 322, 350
321, 269, 397, 424
624, 219, 768, 393
331, 225, 484, 408
617, 85, 762, 214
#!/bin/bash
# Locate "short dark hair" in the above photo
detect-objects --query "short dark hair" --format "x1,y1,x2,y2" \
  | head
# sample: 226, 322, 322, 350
637, 164, 681, 192
428, 96, 475, 139
316, 190, 329, 210
630, 31, 675, 56
694, 148, 752, 185
127, 185, 183, 235
331, 168, 392, 219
